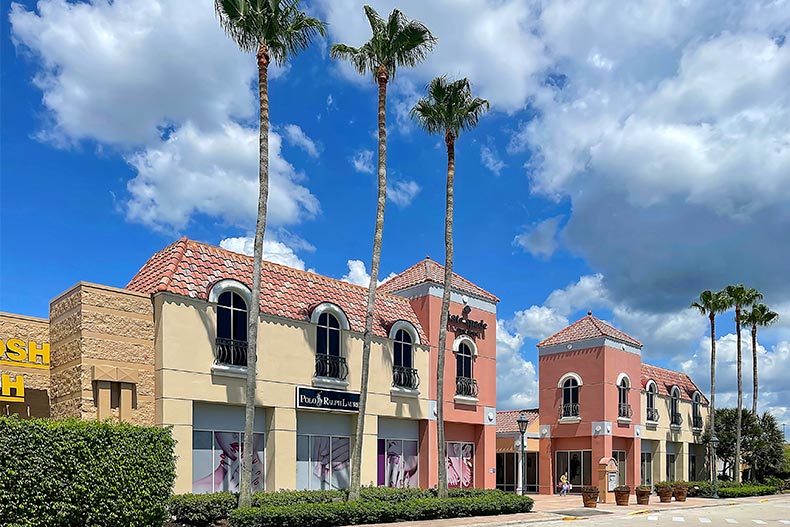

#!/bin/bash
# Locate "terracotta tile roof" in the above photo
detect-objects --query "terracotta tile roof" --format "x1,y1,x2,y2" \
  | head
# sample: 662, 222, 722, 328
496, 409, 540, 434
378, 257, 499, 303
126, 237, 426, 341
537, 312, 642, 348
641, 363, 708, 404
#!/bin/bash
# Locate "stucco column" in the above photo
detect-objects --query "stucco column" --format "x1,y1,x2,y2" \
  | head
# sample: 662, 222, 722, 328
265, 406, 296, 491
628, 436, 641, 488
352, 413, 379, 487
474, 424, 496, 489
419, 420, 438, 488
655, 440, 667, 484
676, 442, 688, 482
538, 436, 553, 494
158, 398, 193, 494
592, 431, 614, 495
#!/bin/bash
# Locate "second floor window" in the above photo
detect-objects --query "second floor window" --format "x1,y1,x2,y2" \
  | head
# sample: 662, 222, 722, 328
394, 329, 413, 369
217, 291, 247, 343
692, 393, 703, 429
562, 378, 579, 417
618, 377, 631, 418
670, 387, 682, 426
316, 313, 341, 357
646, 382, 659, 422
456, 342, 473, 379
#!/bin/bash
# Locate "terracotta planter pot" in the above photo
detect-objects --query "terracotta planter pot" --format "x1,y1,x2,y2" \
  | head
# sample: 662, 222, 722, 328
636, 490, 651, 505
657, 488, 673, 503
614, 491, 630, 506
674, 488, 688, 502
582, 492, 599, 508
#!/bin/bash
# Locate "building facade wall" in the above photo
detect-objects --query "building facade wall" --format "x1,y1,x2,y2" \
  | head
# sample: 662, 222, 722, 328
0, 312, 50, 417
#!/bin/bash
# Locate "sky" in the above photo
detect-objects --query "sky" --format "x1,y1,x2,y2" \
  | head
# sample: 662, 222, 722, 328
2, 0, 790, 438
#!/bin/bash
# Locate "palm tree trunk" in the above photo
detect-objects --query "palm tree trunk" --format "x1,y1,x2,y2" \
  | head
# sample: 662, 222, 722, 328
239, 42, 271, 509
349, 66, 389, 501
436, 132, 456, 499
709, 313, 716, 481
751, 325, 758, 416
735, 306, 743, 484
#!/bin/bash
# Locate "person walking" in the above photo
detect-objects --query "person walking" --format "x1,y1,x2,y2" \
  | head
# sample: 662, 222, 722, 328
559, 472, 569, 496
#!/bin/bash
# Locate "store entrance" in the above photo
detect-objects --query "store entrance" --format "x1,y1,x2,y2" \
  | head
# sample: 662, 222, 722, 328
495, 452, 538, 493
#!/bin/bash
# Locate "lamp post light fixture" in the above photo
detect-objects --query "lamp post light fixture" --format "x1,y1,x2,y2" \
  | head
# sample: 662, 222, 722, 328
517, 410, 530, 496
710, 434, 720, 499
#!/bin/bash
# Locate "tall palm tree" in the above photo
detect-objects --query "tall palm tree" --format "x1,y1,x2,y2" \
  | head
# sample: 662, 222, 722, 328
722, 284, 763, 483
411, 77, 489, 498
691, 289, 729, 480
330, 6, 435, 501
741, 303, 778, 415
214, 0, 325, 507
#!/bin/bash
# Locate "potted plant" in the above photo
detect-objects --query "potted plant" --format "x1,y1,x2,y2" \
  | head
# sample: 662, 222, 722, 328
635, 485, 651, 505
655, 481, 674, 503
580, 486, 599, 508
673, 481, 689, 502
614, 485, 631, 506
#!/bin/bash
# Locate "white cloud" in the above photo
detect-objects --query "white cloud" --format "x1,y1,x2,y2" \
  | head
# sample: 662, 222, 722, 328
341, 260, 397, 287
480, 145, 505, 176
387, 180, 421, 207
496, 320, 539, 410
351, 149, 375, 174
283, 124, 320, 158
219, 236, 308, 270
125, 122, 319, 231
513, 216, 563, 259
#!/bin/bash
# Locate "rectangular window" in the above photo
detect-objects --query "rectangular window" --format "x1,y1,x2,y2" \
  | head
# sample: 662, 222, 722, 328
192, 430, 264, 493
689, 454, 697, 481
296, 435, 350, 490
666, 453, 676, 482
641, 452, 653, 487
555, 450, 593, 491
612, 450, 627, 486
446, 442, 474, 488
377, 438, 418, 488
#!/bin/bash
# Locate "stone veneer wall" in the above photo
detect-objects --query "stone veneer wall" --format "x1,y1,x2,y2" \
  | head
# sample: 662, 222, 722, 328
49, 283, 155, 424
0, 312, 51, 417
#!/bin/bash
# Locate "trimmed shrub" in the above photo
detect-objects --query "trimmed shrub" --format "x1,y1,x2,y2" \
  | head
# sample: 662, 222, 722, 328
230, 494, 534, 527
717, 485, 776, 498
445, 488, 505, 498
687, 481, 715, 497
251, 489, 345, 507
168, 492, 238, 526
0, 416, 176, 527
359, 486, 432, 502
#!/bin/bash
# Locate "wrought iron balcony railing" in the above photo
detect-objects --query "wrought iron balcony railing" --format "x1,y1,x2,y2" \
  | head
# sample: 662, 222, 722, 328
646, 408, 660, 422
215, 338, 248, 367
618, 403, 633, 419
315, 354, 349, 380
692, 415, 704, 429
560, 402, 580, 418
392, 366, 420, 390
455, 376, 479, 398
671, 412, 683, 426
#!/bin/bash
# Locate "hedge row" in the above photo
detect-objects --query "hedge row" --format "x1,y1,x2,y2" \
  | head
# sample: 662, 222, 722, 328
0, 416, 176, 527
168, 488, 510, 527
717, 485, 777, 498
229, 494, 535, 527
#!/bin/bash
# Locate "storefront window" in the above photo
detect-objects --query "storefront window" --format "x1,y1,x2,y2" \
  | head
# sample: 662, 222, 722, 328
192, 430, 264, 493
555, 450, 592, 490
296, 434, 350, 490
612, 450, 626, 485
377, 439, 418, 488
666, 453, 676, 481
641, 452, 653, 487
446, 442, 474, 488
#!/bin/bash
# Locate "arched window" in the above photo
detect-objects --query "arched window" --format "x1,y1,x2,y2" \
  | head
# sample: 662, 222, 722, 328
618, 376, 631, 418
692, 392, 703, 429
216, 291, 248, 366
646, 381, 659, 422
670, 387, 682, 426
311, 304, 349, 381
394, 329, 413, 369
455, 342, 477, 397
562, 378, 580, 418
316, 313, 341, 357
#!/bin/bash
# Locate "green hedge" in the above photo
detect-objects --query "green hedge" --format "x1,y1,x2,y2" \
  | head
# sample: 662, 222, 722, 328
717, 485, 777, 498
168, 492, 239, 526
229, 494, 535, 527
0, 416, 176, 527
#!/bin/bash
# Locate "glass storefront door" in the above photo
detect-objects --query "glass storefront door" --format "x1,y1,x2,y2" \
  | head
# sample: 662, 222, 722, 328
641, 452, 653, 487
555, 450, 592, 492
496, 452, 517, 492
612, 450, 627, 486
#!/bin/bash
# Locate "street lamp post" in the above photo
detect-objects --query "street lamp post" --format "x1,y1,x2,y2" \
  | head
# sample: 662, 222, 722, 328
517, 410, 529, 496
710, 435, 720, 499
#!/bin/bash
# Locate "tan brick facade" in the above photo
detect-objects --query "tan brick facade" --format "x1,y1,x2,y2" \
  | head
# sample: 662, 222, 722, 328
1, 312, 51, 417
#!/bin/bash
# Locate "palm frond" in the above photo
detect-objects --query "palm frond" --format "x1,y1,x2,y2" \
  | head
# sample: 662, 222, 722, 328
410, 76, 490, 138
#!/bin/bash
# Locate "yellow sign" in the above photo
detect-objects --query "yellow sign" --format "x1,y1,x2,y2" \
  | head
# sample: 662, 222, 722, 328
1, 338, 50, 370
0, 339, 50, 403
0, 373, 24, 403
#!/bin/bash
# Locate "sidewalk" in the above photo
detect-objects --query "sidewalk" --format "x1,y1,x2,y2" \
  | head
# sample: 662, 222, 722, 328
341, 494, 732, 527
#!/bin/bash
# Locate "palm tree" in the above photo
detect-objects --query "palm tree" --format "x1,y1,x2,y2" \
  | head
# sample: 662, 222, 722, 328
722, 284, 763, 483
214, 0, 325, 508
690, 289, 729, 481
741, 303, 778, 415
411, 77, 489, 497
330, 6, 435, 501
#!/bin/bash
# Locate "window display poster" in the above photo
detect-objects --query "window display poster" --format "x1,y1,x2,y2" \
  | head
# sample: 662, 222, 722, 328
446, 442, 474, 489
192, 431, 264, 493
377, 439, 418, 488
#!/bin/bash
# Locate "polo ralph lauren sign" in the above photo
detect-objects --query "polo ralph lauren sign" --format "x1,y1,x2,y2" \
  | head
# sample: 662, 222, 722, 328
296, 387, 360, 412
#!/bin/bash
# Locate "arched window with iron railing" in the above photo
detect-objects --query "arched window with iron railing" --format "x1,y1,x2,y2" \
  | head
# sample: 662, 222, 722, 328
692, 392, 703, 430
561, 378, 580, 418
315, 312, 347, 380
617, 376, 632, 419
646, 381, 659, 422
670, 387, 683, 426
455, 341, 478, 398
215, 291, 248, 367
392, 328, 419, 390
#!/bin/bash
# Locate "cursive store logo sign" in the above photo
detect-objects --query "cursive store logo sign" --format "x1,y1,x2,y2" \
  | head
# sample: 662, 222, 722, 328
296, 387, 360, 413
447, 306, 488, 339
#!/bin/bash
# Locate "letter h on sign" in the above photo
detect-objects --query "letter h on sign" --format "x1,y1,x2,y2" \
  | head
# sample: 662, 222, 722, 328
0, 373, 25, 402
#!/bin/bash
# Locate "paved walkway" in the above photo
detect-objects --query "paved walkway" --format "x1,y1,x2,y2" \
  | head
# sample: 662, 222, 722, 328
340, 494, 730, 527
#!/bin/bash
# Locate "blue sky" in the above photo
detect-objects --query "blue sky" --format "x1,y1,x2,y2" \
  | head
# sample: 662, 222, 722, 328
2, 0, 790, 434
